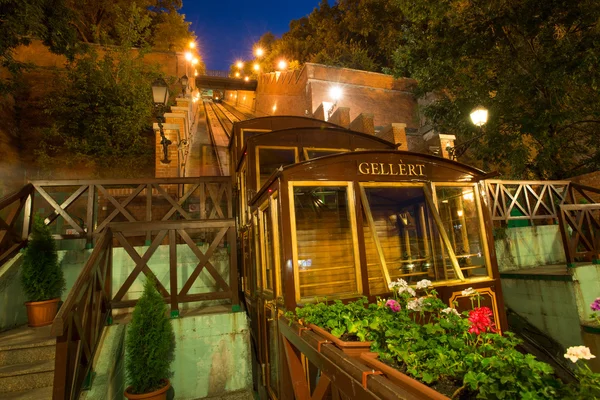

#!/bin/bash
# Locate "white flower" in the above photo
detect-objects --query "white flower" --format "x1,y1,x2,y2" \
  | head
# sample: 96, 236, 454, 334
388, 278, 408, 289
398, 286, 416, 297
441, 307, 460, 316
461, 287, 476, 297
416, 279, 432, 290
407, 297, 424, 312
564, 346, 596, 363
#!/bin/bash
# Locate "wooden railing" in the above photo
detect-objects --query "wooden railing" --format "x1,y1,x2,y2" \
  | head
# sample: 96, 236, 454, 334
278, 317, 407, 399
0, 177, 232, 254
52, 229, 113, 400
558, 204, 600, 266
484, 180, 600, 225
108, 219, 239, 313
0, 184, 34, 264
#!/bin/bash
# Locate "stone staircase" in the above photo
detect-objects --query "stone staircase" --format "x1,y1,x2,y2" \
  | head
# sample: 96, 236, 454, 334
0, 325, 55, 399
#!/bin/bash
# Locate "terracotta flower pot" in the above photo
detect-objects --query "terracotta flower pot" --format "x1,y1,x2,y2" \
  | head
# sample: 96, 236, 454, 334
124, 380, 171, 400
360, 352, 449, 400
307, 323, 373, 358
25, 298, 60, 327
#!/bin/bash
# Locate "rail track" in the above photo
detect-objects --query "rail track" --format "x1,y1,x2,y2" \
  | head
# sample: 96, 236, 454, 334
203, 101, 230, 176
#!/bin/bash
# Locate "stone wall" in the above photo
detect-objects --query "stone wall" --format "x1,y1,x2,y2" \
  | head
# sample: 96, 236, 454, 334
0, 40, 191, 191
83, 312, 251, 400
494, 225, 566, 272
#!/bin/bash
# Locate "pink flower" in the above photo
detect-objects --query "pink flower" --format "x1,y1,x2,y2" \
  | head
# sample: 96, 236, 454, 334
591, 298, 600, 312
386, 299, 401, 312
467, 307, 496, 335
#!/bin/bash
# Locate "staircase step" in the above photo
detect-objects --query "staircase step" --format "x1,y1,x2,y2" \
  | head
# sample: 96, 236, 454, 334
0, 325, 55, 368
0, 326, 54, 351
1, 385, 52, 400
0, 359, 54, 393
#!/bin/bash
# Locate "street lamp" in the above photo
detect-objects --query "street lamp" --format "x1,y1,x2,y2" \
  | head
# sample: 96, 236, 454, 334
253, 63, 260, 72
189, 41, 196, 49
151, 78, 171, 164
447, 105, 489, 161
470, 105, 488, 127
255, 47, 264, 57
277, 60, 288, 70
236, 61, 244, 69
180, 75, 189, 96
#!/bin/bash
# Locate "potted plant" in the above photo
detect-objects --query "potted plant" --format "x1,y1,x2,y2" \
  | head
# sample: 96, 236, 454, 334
288, 298, 374, 358
125, 277, 175, 400
21, 215, 66, 327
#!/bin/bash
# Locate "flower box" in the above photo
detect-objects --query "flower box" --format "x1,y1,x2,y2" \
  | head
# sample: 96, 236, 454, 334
307, 323, 373, 358
360, 352, 450, 400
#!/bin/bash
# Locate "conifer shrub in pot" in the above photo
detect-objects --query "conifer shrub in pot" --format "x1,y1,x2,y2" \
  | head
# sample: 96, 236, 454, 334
21, 215, 66, 327
125, 278, 175, 400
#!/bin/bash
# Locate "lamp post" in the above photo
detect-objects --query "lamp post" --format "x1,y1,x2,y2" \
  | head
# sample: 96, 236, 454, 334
184, 52, 193, 77
447, 105, 489, 161
152, 78, 172, 164
180, 75, 189, 97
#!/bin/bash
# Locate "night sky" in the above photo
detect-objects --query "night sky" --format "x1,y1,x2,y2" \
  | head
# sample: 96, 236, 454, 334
181, 0, 321, 71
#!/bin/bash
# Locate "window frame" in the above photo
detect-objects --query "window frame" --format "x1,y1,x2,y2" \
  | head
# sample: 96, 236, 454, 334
288, 181, 362, 303
256, 146, 299, 189
431, 182, 493, 280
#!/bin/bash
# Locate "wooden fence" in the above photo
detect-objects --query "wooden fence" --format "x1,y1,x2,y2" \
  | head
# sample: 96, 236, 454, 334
0, 177, 237, 400
484, 180, 600, 224
558, 204, 600, 266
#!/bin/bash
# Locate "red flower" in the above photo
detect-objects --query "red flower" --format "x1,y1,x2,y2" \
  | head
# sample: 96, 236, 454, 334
468, 307, 497, 335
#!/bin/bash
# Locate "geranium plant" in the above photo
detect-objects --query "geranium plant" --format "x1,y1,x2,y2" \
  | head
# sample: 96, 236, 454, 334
286, 280, 600, 399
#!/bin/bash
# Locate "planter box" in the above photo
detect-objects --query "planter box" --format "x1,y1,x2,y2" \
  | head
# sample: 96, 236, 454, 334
307, 323, 373, 358
360, 352, 450, 400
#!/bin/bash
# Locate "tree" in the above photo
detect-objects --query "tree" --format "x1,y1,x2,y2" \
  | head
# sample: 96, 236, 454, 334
389, 0, 600, 179
21, 215, 66, 302
64, 0, 191, 48
0, 0, 78, 93
38, 5, 164, 178
236, 0, 404, 74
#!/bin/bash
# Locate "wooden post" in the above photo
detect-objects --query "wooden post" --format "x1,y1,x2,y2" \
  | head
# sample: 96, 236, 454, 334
228, 226, 240, 310
557, 206, 574, 267
169, 229, 179, 317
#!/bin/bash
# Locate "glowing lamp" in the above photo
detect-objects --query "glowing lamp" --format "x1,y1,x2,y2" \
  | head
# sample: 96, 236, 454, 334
470, 106, 488, 127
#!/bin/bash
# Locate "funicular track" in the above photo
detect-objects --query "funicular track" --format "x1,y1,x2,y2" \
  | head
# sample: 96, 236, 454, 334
203, 100, 231, 176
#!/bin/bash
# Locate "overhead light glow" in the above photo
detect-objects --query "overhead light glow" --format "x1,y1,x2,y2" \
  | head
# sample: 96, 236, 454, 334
236, 61, 244, 69
253, 63, 260, 71
329, 86, 343, 101
277, 60, 287, 70
244, 76, 249, 82
255, 47, 264, 57
189, 41, 196, 49
184, 52, 193, 61
235, 72, 240, 78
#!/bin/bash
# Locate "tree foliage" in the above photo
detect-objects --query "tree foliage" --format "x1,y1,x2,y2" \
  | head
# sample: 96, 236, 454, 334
0, 0, 79, 93
125, 277, 175, 394
21, 215, 66, 302
237, 0, 405, 74
38, 6, 163, 177
389, 0, 600, 179
65, 0, 194, 51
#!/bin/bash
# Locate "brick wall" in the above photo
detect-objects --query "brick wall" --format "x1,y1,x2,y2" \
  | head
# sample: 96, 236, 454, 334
231, 63, 418, 128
